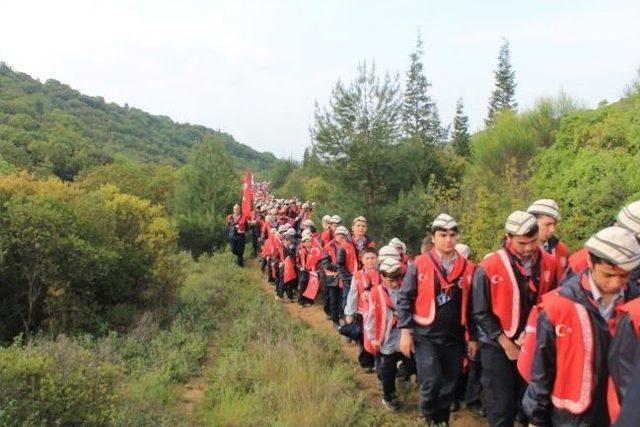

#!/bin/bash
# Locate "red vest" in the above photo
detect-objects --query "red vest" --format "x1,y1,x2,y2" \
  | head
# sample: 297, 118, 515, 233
568, 247, 589, 276
541, 288, 595, 415
608, 298, 640, 423
412, 249, 475, 327
368, 284, 396, 351
320, 229, 333, 245
340, 240, 358, 274
480, 248, 556, 338
551, 240, 569, 282
354, 269, 380, 315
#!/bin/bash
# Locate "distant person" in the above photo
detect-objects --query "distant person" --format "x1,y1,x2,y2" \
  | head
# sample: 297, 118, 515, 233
226, 204, 247, 266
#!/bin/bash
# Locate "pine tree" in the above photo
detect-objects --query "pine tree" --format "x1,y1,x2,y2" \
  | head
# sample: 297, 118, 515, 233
485, 38, 517, 127
402, 34, 441, 144
451, 98, 471, 157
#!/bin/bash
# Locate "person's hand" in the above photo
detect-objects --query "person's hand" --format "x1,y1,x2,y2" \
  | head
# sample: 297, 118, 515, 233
467, 341, 480, 361
498, 334, 520, 361
515, 331, 525, 347
399, 329, 415, 358
345, 315, 354, 324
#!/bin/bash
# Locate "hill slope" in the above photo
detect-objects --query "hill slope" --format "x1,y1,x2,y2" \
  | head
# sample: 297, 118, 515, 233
0, 62, 279, 179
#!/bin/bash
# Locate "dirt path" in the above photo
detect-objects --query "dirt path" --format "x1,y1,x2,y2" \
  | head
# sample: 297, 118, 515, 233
179, 342, 217, 418
250, 262, 484, 427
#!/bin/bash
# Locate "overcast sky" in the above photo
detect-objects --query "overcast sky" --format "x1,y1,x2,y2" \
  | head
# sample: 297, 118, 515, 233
2, 0, 639, 159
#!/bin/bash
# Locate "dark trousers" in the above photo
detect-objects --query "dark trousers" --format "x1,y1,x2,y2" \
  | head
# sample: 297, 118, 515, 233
465, 359, 483, 408
297, 271, 313, 305
341, 278, 352, 314
229, 235, 245, 266
480, 343, 527, 427
251, 232, 259, 257
354, 313, 375, 369
376, 352, 403, 400
324, 286, 341, 324
276, 268, 295, 299
414, 336, 465, 424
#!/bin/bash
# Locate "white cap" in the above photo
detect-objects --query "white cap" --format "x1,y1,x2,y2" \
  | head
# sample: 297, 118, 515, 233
505, 211, 538, 236
285, 228, 296, 237
617, 201, 640, 238
585, 226, 640, 271
432, 213, 459, 230
388, 237, 407, 254
378, 245, 401, 261
455, 243, 471, 260
303, 219, 315, 228
277, 225, 288, 233
352, 215, 367, 224
301, 229, 313, 239
527, 199, 561, 221
331, 215, 342, 224
379, 258, 402, 275
334, 226, 349, 236
322, 215, 332, 224
301, 233, 312, 242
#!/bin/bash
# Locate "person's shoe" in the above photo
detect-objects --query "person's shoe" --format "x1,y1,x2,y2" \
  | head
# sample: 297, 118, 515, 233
287, 297, 295, 303
332, 322, 340, 331
363, 367, 375, 374
381, 397, 401, 412
275, 295, 282, 301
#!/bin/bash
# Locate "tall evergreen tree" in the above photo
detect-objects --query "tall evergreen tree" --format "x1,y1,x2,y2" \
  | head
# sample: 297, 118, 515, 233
451, 98, 471, 157
311, 62, 401, 207
402, 34, 441, 144
485, 38, 517, 127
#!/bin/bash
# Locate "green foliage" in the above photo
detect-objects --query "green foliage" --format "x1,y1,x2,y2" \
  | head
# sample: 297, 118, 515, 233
312, 62, 402, 208
530, 94, 640, 250
0, 173, 184, 340
486, 38, 517, 127
0, 65, 279, 180
0, 336, 122, 426
170, 136, 238, 257
451, 98, 471, 158
402, 34, 442, 144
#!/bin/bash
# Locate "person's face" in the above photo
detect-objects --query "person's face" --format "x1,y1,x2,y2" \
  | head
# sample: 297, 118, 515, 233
352, 221, 367, 238
537, 215, 557, 243
381, 274, 400, 289
589, 259, 630, 295
233, 205, 240, 214
509, 234, 539, 259
322, 221, 330, 230
432, 230, 458, 254
330, 222, 340, 231
334, 233, 344, 243
361, 252, 378, 269
303, 240, 312, 248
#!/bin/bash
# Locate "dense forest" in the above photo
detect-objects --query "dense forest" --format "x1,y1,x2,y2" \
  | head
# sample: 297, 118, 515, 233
1, 34, 640, 424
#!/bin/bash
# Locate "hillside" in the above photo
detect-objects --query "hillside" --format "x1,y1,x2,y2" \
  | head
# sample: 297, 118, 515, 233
0, 62, 279, 179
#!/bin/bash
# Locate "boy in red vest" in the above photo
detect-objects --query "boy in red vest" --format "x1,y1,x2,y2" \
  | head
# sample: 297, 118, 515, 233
366, 257, 406, 411
321, 225, 349, 329
523, 226, 640, 426
297, 230, 314, 307
226, 204, 247, 267
337, 225, 358, 314
472, 210, 557, 427
609, 297, 640, 424
527, 199, 568, 283
345, 246, 379, 372
351, 215, 376, 256
397, 213, 476, 426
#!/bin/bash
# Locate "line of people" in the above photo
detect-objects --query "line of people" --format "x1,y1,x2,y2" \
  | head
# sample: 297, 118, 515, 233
227, 186, 640, 427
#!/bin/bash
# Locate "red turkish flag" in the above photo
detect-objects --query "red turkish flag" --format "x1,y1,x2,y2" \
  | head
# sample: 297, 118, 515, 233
240, 170, 253, 226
